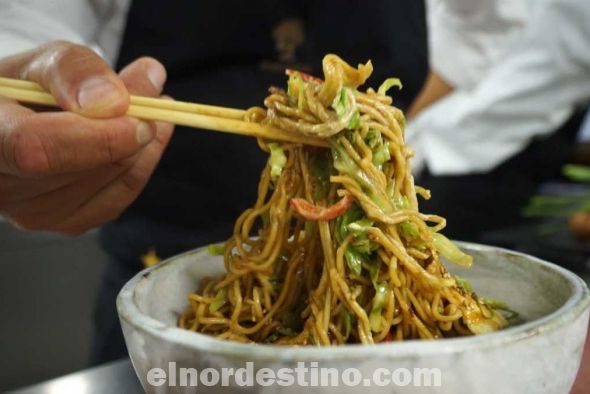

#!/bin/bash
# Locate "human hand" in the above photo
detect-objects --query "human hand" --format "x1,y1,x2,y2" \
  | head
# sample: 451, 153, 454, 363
0, 41, 174, 234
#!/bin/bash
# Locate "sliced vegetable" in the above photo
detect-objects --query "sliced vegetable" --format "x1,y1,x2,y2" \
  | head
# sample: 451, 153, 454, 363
344, 247, 363, 275
347, 218, 373, 236
268, 143, 287, 182
290, 195, 353, 221
335, 203, 364, 244
348, 110, 361, 130
368, 259, 381, 287
207, 243, 226, 256
285, 68, 322, 83
482, 298, 519, 320
563, 164, 590, 182
364, 129, 391, 167
377, 78, 403, 96
399, 221, 418, 239
369, 283, 388, 332
454, 275, 473, 293
393, 195, 410, 210
431, 232, 473, 268
340, 308, 353, 339
331, 87, 349, 118
209, 288, 228, 313
331, 141, 392, 213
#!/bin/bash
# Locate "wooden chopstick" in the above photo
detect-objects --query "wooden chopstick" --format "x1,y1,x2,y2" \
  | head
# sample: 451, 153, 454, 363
0, 77, 329, 148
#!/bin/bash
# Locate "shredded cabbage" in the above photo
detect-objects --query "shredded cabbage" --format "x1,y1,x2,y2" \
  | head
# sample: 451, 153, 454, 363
369, 283, 388, 332
432, 232, 473, 268
377, 78, 403, 96
207, 243, 226, 256
209, 288, 228, 313
268, 143, 287, 182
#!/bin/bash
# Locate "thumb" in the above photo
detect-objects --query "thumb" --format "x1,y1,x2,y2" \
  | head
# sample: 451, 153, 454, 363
7, 41, 129, 118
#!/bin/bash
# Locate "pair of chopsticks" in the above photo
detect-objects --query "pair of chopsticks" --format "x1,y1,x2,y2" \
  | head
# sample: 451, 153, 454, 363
0, 77, 329, 147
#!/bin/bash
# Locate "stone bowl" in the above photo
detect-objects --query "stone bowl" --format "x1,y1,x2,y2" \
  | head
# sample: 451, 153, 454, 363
117, 242, 590, 393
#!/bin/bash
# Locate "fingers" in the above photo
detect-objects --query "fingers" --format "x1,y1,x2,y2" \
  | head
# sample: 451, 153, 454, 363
1, 120, 173, 235
5, 41, 129, 118
119, 57, 167, 96
0, 110, 156, 177
55, 122, 173, 234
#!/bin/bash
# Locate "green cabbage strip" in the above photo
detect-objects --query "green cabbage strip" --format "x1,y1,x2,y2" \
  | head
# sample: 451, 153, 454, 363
287, 73, 306, 110
340, 308, 354, 339
431, 232, 473, 268
482, 298, 519, 320
563, 164, 590, 182
369, 283, 388, 332
335, 205, 379, 275
331, 87, 349, 118
331, 140, 392, 213
377, 78, 403, 96
207, 243, 226, 256
365, 129, 390, 167
209, 288, 228, 313
454, 275, 473, 293
268, 143, 287, 182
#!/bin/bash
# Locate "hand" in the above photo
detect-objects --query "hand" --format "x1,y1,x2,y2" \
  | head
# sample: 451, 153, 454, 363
0, 41, 174, 235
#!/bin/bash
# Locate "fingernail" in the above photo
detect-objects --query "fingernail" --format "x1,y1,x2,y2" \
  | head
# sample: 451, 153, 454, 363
147, 63, 166, 91
136, 121, 155, 145
78, 77, 122, 110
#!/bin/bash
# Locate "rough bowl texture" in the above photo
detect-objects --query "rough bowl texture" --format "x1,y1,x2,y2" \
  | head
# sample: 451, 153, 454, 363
118, 242, 590, 393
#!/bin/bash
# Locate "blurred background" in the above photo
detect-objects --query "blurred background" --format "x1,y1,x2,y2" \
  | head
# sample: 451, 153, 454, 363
0, 0, 589, 392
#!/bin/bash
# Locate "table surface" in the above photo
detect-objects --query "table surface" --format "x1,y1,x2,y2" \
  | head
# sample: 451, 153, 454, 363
6, 331, 590, 394
5, 359, 143, 394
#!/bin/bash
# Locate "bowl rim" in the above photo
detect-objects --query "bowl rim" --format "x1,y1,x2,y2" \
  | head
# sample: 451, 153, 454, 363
117, 241, 590, 360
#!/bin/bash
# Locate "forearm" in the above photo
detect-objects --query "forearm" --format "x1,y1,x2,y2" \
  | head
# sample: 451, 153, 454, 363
406, 69, 454, 119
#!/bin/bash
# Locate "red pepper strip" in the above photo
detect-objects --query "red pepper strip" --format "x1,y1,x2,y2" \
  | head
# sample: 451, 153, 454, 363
384, 332, 394, 342
285, 68, 323, 83
290, 195, 353, 221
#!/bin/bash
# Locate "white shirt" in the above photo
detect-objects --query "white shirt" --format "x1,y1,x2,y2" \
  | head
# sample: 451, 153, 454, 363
411, 0, 590, 174
0, 0, 589, 175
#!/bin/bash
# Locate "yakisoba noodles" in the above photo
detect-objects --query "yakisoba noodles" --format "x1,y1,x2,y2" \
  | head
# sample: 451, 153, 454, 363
178, 54, 508, 345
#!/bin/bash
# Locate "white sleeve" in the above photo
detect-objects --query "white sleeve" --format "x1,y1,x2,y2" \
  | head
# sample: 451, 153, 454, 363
426, 0, 529, 89
0, 0, 130, 65
409, 0, 590, 175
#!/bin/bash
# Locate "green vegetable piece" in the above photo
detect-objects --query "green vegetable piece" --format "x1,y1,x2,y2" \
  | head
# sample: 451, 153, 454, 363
399, 221, 418, 239
331, 87, 349, 118
563, 164, 590, 182
377, 78, 403, 96
268, 143, 287, 182
341, 308, 354, 339
207, 243, 226, 256
209, 288, 228, 313
432, 232, 473, 268
344, 247, 363, 276
348, 110, 361, 130
482, 298, 519, 320
369, 283, 388, 332
454, 275, 473, 293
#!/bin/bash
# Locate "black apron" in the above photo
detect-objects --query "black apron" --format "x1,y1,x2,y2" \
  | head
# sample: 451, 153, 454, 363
99, 0, 428, 263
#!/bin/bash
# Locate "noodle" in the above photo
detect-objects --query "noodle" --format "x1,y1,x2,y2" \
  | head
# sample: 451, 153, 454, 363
178, 55, 508, 345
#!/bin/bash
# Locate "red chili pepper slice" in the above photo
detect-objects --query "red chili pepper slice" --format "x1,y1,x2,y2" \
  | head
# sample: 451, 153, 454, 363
285, 68, 323, 83
290, 195, 353, 221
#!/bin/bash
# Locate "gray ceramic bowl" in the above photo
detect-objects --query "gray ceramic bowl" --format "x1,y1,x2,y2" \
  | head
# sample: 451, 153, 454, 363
117, 242, 590, 393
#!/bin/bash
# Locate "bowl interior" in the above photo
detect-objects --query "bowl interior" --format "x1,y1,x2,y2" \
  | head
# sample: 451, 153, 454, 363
131, 243, 574, 332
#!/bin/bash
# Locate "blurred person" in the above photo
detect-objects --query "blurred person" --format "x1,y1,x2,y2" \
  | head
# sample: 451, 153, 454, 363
0, 0, 428, 363
406, 0, 590, 241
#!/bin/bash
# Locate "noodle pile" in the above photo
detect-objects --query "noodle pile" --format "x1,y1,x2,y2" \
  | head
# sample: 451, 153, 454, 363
178, 55, 507, 345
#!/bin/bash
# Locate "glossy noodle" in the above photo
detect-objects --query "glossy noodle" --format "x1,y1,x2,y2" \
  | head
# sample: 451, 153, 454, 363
178, 54, 508, 345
